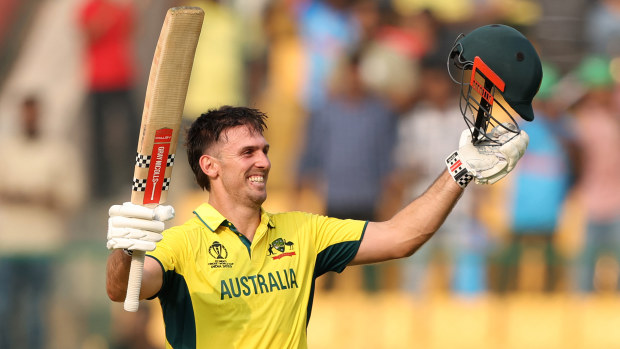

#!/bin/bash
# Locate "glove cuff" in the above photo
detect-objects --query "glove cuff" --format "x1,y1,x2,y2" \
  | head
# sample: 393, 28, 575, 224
446, 151, 474, 188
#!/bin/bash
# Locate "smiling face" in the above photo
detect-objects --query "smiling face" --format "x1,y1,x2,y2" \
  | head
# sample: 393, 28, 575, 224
201, 124, 271, 209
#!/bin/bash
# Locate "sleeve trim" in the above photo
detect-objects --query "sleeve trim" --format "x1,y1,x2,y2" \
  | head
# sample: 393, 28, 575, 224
334, 221, 367, 272
314, 220, 368, 277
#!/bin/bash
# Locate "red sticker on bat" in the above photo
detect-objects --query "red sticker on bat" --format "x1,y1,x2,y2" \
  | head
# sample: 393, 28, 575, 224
144, 128, 172, 204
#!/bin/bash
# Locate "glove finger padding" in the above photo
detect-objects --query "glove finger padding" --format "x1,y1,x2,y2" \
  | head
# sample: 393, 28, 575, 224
500, 130, 529, 173
457, 142, 507, 176
107, 227, 164, 242
457, 129, 508, 178
108, 216, 165, 233
475, 130, 528, 185
107, 238, 158, 252
107, 202, 175, 252
109, 202, 175, 221
458, 128, 473, 148
447, 127, 528, 187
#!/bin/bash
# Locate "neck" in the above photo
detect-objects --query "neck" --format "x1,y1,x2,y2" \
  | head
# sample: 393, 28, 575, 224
208, 193, 261, 241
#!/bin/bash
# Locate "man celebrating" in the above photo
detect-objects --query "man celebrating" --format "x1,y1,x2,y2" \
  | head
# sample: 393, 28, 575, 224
106, 24, 540, 348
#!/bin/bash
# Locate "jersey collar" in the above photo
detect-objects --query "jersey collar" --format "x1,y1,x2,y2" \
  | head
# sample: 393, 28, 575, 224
193, 203, 275, 233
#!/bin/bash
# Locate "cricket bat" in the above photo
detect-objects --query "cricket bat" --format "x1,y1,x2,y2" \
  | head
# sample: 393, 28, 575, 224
124, 6, 204, 312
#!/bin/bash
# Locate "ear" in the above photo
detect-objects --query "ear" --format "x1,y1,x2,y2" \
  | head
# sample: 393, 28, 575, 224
199, 154, 219, 180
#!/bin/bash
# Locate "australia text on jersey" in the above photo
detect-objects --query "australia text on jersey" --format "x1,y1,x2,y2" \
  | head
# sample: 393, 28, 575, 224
220, 268, 298, 300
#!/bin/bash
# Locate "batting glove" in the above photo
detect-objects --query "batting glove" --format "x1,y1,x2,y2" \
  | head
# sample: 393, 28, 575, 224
446, 124, 529, 187
107, 202, 175, 252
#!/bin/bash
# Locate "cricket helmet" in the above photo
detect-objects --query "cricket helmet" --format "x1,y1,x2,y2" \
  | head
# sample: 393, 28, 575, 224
447, 24, 542, 144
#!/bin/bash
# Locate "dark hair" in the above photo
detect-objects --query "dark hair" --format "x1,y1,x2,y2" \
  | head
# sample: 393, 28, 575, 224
185, 106, 268, 191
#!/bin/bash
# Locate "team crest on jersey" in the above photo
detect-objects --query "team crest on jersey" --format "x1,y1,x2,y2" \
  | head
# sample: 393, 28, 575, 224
208, 241, 234, 268
267, 238, 296, 260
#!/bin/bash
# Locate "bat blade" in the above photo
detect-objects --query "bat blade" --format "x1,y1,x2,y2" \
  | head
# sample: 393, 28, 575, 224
124, 6, 204, 313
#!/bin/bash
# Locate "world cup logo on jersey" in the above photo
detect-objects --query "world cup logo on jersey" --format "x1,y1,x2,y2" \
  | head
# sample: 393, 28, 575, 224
208, 241, 233, 269
209, 241, 228, 260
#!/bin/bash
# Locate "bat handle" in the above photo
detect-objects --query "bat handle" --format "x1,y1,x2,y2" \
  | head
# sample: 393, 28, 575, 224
124, 250, 146, 312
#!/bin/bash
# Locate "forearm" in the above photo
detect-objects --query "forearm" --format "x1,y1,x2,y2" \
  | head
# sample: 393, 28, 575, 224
353, 125, 528, 265
389, 170, 463, 256
353, 170, 463, 264
106, 249, 132, 302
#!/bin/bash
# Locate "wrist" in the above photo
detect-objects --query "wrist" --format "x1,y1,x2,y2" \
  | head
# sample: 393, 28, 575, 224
445, 151, 473, 188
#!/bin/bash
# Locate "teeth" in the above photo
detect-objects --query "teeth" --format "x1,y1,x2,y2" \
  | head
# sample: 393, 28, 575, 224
249, 176, 264, 183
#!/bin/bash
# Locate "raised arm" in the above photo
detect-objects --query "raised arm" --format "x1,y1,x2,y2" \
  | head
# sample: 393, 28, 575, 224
351, 125, 529, 265
351, 171, 461, 264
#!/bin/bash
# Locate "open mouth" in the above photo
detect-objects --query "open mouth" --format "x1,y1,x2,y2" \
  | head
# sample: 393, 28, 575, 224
248, 175, 265, 183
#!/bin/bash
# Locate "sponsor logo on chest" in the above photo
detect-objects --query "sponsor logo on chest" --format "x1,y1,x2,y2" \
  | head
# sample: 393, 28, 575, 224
267, 238, 296, 259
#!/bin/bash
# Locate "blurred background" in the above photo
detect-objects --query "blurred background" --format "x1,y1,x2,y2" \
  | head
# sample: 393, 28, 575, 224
1, 0, 620, 348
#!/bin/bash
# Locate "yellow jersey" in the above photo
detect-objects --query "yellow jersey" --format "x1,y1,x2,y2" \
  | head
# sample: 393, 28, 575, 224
147, 203, 367, 349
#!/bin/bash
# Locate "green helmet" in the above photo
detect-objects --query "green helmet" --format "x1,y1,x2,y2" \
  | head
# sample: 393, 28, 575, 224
448, 24, 542, 144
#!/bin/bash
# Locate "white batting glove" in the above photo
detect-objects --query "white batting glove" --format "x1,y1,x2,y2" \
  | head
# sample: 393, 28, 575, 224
446, 124, 529, 187
107, 202, 175, 252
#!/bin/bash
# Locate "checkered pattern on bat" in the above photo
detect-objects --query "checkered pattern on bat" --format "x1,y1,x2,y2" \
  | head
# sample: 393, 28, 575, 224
135, 153, 175, 168
132, 177, 172, 192
132, 178, 148, 191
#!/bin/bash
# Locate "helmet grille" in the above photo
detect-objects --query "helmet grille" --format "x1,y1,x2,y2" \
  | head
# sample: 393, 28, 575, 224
448, 39, 521, 145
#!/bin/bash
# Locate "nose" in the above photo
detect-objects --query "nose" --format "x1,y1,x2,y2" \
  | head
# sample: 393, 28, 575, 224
255, 151, 271, 170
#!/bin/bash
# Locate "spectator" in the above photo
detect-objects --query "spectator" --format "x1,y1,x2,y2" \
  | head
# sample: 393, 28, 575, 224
571, 55, 620, 292
297, 48, 398, 292
182, 0, 245, 117
0, 95, 86, 349
585, 0, 620, 57
78, 0, 139, 199
297, 0, 360, 112
493, 62, 579, 293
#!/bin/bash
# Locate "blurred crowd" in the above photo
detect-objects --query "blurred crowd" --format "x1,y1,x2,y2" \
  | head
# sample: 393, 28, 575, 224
1, 0, 620, 348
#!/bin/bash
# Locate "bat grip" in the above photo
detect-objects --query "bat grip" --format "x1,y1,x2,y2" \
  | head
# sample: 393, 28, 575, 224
124, 250, 146, 312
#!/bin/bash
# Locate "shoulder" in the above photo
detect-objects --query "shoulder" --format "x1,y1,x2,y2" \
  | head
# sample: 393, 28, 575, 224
155, 215, 208, 262
163, 215, 206, 239
269, 211, 318, 224
268, 211, 365, 232
269, 211, 336, 233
